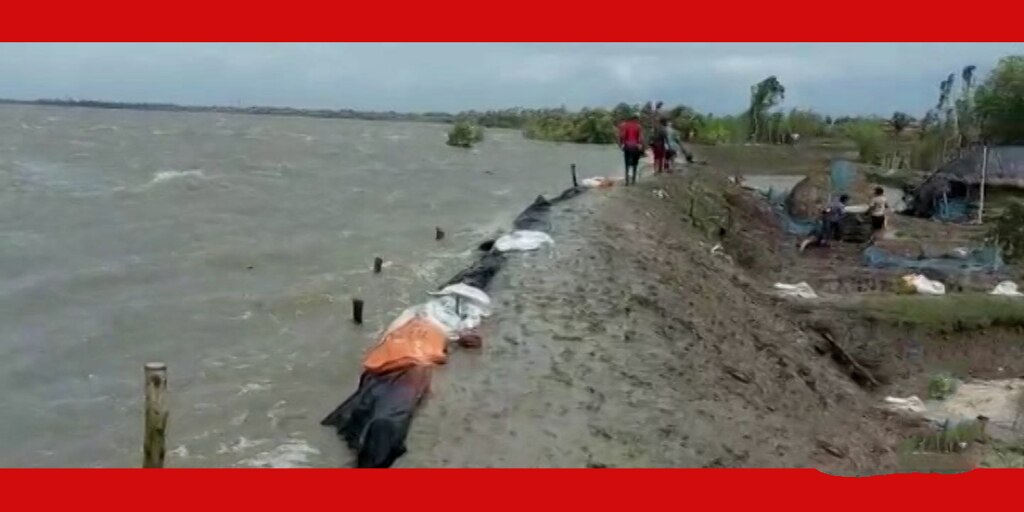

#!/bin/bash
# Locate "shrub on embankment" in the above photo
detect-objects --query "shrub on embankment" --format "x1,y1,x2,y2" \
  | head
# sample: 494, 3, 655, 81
988, 200, 1024, 264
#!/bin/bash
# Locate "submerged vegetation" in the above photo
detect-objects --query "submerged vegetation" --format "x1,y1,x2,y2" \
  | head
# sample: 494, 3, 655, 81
446, 121, 484, 148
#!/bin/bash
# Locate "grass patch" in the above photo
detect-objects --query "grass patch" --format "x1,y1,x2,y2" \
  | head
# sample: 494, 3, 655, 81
981, 441, 1024, 468
898, 419, 988, 473
850, 294, 1024, 331
928, 373, 959, 400
904, 419, 986, 454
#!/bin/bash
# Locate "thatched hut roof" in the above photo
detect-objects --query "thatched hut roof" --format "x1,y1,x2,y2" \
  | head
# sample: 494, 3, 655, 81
936, 145, 1024, 188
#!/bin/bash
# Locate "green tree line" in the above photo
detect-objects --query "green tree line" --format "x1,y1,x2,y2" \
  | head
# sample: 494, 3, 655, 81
842, 55, 1023, 169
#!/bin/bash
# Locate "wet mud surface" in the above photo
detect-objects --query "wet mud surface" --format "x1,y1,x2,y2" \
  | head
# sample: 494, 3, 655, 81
399, 175, 910, 472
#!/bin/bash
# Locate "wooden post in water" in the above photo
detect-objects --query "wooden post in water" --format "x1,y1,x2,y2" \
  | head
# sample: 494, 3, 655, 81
373, 257, 383, 274
142, 362, 168, 469
352, 298, 364, 324
571, 163, 578, 188
435, 227, 445, 240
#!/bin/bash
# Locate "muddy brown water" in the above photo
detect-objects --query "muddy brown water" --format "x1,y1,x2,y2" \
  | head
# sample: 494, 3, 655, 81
0, 104, 630, 467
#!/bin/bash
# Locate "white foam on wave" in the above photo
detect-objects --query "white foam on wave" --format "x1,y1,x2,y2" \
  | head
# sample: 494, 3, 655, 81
168, 445, 190, 459
217, 436, 269, 454
151, 169, 205, 184
238, 381, 272, 395
238, 438, 320, 468
133, 170, 208, 191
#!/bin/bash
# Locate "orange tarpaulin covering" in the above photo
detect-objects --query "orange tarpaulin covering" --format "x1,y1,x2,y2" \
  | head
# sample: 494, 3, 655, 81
362, 316, 448, 374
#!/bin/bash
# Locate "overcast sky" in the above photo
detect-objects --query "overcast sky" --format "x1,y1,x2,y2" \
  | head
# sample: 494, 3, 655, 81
0, 43, 1020, 116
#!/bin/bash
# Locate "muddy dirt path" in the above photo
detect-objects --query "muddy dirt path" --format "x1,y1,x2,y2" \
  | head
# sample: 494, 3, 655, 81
398, 174, 907, 471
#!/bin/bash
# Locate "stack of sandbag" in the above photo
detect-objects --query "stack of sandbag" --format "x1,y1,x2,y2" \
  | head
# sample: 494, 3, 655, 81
320, 284, 491, 468
990, 281, 1023, 297
322, 187, 578, 468
494, 230, 554, 252
773, 282, 818, 299
581, 176, 618, 189
897, 274, 946, 295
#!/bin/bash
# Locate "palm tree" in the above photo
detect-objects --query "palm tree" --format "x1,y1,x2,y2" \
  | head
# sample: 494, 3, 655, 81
889, 111, 914, 136
611, 102, 633, 124
747, 76, 786, 142
956, 65, 978, 147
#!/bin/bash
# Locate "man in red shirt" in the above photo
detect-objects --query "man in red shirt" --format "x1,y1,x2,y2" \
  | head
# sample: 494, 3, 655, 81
618, 112, 644, 185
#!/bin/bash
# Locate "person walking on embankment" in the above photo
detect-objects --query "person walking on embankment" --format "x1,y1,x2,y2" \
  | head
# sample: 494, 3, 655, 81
649, 116, 668, 175
663, 118, 694, 172
617, 112, 644, 186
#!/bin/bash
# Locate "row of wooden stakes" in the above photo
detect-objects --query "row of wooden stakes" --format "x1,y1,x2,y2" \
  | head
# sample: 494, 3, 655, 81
141, 164, 583, 467
140, 242, 445, 467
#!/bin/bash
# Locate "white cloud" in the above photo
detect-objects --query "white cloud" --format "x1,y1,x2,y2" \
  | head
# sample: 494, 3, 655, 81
709, 54, 834, 84
0, 43, 1019, 115
494, 53, 586, 84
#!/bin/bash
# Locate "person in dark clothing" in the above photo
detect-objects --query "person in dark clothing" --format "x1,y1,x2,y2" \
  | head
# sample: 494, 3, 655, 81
648, 116, 669, 174
799, 194, 849, 252
617, 113, 644, 185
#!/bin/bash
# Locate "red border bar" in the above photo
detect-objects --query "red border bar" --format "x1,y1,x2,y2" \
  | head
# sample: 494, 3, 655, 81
4, 1, 1023, 41
3, 469, 1020, 509
3, 0, 1022, 501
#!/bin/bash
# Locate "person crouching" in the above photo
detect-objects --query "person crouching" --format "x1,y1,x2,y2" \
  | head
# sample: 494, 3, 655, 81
799, 194, 849, 252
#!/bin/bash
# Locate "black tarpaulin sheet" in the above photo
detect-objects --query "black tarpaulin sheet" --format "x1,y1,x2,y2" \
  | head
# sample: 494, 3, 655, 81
320, 366, 433, 468
321, 186, 585, 468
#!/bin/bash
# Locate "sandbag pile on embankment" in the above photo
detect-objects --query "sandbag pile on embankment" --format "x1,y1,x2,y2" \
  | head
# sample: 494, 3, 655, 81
390, 171, 912, 472
320, 186, 587, 468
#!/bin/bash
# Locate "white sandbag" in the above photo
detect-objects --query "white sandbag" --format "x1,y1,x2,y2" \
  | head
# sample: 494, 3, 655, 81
432, 295, 490, 334
494, 230, 554, 253
900, 274, 946, 295
883, 396, 927, 414
990, 281, 1023, 297
429, 283, 492, 309
773, 282, 818, 299
581, 176, 619, 188
387, 285, 492, 341
387, 297, 486, 341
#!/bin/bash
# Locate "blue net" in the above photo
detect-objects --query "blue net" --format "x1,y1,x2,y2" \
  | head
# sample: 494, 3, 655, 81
776, 204, 820, 236
863, 245, 1003, 272
932, 197, 970, 222
760, 160, 859, 237
755, 187, 820, 236
828, 159, 857, 197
